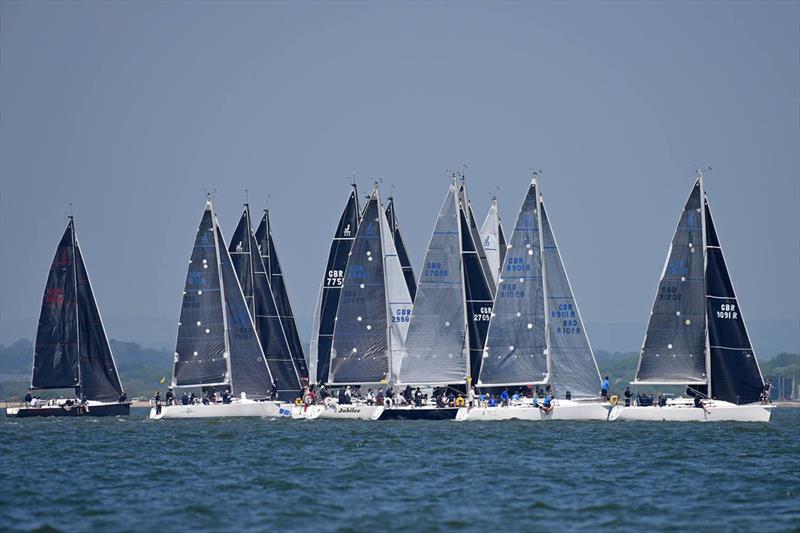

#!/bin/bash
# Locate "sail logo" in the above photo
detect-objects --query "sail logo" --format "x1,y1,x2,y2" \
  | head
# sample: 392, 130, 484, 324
666, 259, 688, 276
54, 249, 71, 267
342, 224, 352, 237
235, 241, 244, 252
45, 288, 64, 305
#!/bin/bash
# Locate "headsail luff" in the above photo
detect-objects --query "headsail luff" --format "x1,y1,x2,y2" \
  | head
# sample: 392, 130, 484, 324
385, 196, 417, 301
231, 207, 300, 400
479, 196, 504, 290
308, 185, 360, 384
399, 182, 468, 385
329, 186, 411, 384
256, 210, 309, 383
32, 219, 124, 401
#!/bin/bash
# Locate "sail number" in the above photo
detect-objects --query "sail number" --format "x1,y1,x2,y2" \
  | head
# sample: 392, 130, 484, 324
716, 303, 738, 320
659, 285, 681, 301
326, 270, 344, 286
424, 262, 449, 277
473, 306, 492, 322
505, 256, 532, 272
392, 308, 412, 323
499, 283, 524, 298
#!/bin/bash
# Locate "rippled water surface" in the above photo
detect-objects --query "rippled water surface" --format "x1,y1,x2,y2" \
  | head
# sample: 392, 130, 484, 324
1, 407, 798, 532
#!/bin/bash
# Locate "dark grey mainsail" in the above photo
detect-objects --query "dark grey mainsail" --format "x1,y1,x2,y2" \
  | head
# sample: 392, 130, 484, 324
231, 207, 301, 400
308, 185, 360, 384
541, 203, 601, 398
478, 181, 548, 387
704, 197, 764, 404
635, 180, 708, 384
634, 172, 765, 404
173, 199, 273, 399
385, 195, 417, 301
32, 218, 123, 402
256, 210, 309, 383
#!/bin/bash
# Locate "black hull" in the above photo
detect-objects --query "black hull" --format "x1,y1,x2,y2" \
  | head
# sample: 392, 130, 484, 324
378, 407, 459, 420
6, 402, 130, 418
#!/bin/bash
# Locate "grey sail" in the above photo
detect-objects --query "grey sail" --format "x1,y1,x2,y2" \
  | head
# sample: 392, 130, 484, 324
479, 197, 504, 290
400, 183, 468, 385
498, 219, 507, 269
256, 210, 309, 382
540, 202, 601, 398
330, 190, 390, 384
32, 219, 123, 401
231, 208, 300, 400
478, 181, 548, 386
635, 179, 708, 384
308, 186, 360, 384
704, 197, 764, 404
173, 204, 229, 388
385, 196, 417, 301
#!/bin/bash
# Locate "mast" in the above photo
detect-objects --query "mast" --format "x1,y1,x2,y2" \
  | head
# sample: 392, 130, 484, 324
456, 173, 471, 388
699, 168, 712, 398
245, 204, 256, 318
70, 216, 83, 400
209, 195, 233, 388
534, 172, 552, 384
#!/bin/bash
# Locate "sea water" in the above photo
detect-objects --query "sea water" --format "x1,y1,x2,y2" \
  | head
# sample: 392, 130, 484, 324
1, 407, 798, 531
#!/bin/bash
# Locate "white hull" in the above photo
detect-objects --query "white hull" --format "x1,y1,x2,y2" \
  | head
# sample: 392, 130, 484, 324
456, 400, 612, 421
148, 400, 320, 420
617, 400, 773, 422
317, 403, 384, 420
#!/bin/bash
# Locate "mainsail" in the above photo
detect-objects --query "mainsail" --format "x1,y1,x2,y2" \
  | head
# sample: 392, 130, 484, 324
172, 198, 273, 399
32, 218, 124, 402
231, 207, 301, 400
385, 195, 417, 301
308, 185, 360, 384
634, 172, 764, 404
255, 209, 308, 383
478, 181, 548, 387
479, 196, 506, 290
329, 186, 412, 384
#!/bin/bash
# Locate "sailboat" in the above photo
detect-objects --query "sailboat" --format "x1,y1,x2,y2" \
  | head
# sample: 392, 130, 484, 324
314, 184, 412, 419
390, 176, 495, 420
479, 195, 507, 290
620, 171, 772, 422
151, 196, 307, 419
308, 183, 361, 387
7, 216, 129, 417
230, 204, 303, 401
255, 207, 309, 384
457, 173, 610, 421
385, 194, 417, 300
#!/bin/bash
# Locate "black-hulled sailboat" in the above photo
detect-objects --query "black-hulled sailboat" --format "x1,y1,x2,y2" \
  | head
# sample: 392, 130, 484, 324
385, 194, 417, 301
391, 175, 495, 420
457, 173, 608, 421
151, 196, 307, 419
308, 183, 361, 385
7, 217, 129, 417
621, 170, 772, 422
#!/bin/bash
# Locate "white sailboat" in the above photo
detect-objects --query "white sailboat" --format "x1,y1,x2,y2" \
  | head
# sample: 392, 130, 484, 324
618, 170, 772, 422
150, 196, 317, 420
457, 173, 611, 421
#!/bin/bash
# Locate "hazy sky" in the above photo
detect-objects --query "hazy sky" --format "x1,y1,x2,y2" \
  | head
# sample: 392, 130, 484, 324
1, 2, 798, 347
